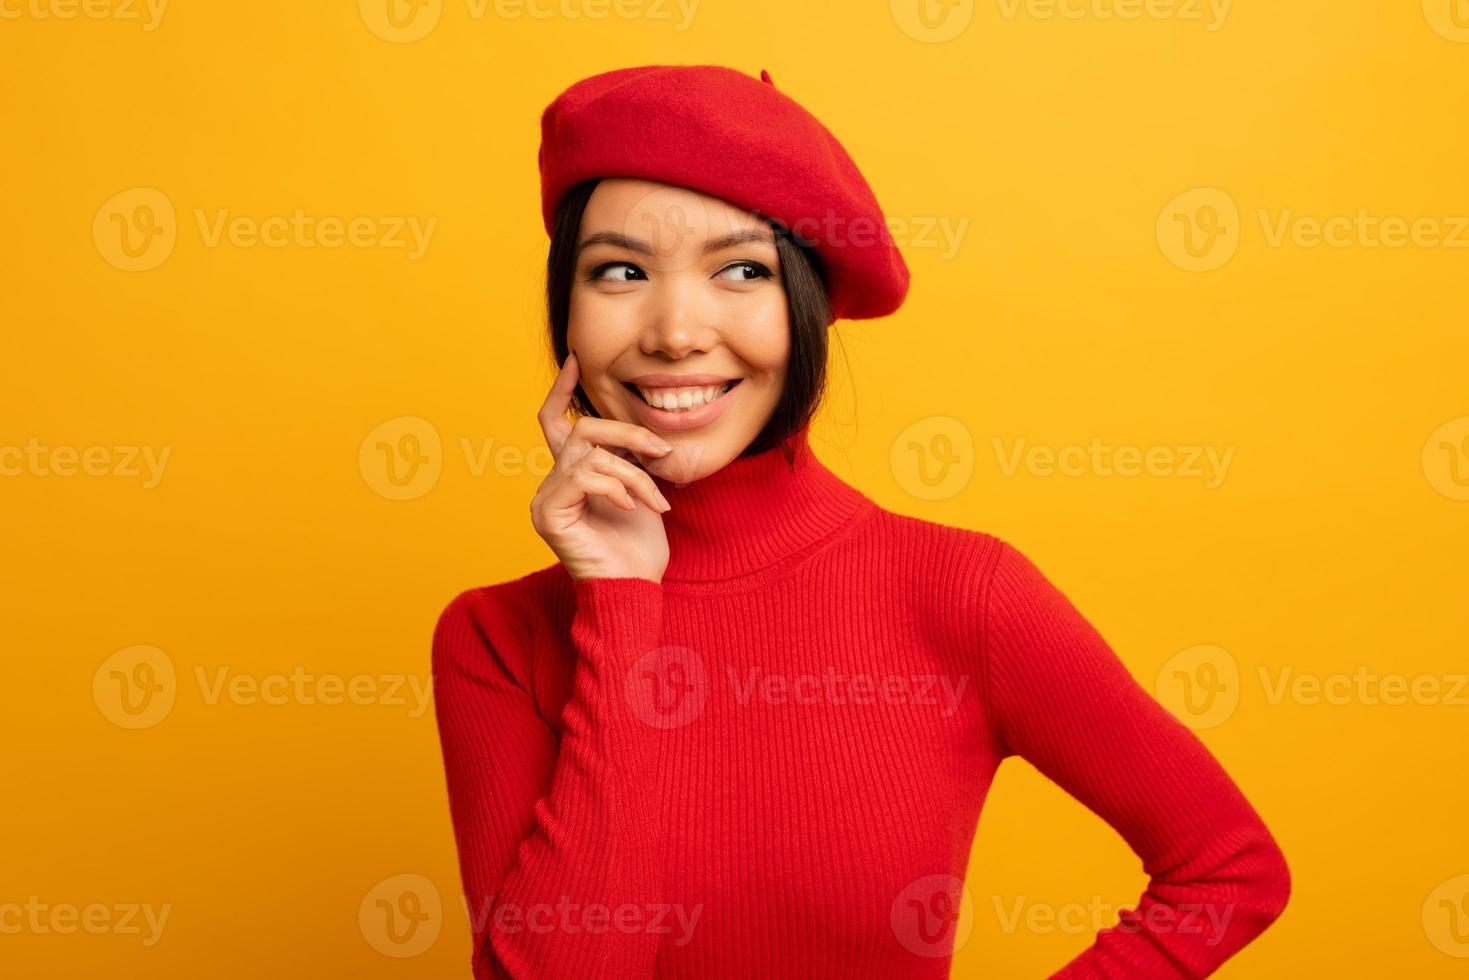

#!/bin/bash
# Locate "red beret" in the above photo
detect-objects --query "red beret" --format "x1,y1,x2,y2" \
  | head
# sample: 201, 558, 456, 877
537, 64, 910, 322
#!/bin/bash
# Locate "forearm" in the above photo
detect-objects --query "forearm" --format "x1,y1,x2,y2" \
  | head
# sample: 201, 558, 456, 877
434, 577, 672, 979
983, 540, 1291, 979
1046, 767, 1291, 977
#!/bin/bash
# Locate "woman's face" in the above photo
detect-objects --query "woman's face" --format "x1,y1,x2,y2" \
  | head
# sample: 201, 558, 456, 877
567, 178, 790, 484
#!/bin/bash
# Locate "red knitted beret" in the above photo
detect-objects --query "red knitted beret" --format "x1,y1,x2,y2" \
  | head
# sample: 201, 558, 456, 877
538, 64, 910, 321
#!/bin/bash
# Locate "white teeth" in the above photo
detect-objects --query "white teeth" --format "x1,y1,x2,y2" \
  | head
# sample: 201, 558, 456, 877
635, 382, 734, 412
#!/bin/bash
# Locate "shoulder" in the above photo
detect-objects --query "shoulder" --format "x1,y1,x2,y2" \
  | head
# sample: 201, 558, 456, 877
858, 503, 1009, 584
847, 504, 1018, 636
854, 505, 1077, 626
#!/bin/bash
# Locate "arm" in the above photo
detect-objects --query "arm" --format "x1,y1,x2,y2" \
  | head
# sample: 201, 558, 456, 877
981, 540, 1291, 979
432, 576, 669, 979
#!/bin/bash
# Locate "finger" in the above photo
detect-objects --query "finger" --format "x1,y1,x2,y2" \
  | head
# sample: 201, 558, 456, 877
536, 350, 581, 459
544, 463, 637, 513
583, 446, 671, 512
562, 414, 675, 465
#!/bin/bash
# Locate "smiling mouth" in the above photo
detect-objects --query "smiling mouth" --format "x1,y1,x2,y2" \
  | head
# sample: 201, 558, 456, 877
623, 379, 743, 413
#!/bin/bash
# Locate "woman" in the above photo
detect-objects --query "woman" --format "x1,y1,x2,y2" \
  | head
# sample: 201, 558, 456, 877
432, 64, 1290, 979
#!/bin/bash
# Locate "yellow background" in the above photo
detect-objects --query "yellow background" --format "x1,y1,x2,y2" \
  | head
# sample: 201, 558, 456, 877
3, 0, 1467, 976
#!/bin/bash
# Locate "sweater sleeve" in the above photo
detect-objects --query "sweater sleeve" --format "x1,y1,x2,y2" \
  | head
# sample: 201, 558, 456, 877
981, 540, 1291, 979
432, 576, 669, 979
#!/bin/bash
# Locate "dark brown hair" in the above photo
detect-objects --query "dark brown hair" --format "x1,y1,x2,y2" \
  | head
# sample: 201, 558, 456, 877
545, 178, 832, 461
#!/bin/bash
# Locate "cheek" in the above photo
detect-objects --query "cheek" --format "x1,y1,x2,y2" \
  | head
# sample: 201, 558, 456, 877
728, 297, 791, 380
567, 291, 637, 386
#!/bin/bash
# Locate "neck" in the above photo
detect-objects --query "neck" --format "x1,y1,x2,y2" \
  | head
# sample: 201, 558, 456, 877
648, 423, 873, 585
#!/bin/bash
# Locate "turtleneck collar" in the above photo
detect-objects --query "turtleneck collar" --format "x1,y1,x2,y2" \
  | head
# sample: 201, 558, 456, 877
648, 423, 875, 587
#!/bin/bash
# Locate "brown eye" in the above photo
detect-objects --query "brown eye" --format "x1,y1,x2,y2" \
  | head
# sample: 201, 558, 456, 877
588, 262, 646, 282
715, 261, 774, 282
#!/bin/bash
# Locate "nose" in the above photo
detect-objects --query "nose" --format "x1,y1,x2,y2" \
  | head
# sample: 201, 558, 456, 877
639, 273, 719, 359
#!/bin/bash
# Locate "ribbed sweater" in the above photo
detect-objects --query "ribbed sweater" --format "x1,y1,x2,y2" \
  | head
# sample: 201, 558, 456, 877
431, 422, 1291, 979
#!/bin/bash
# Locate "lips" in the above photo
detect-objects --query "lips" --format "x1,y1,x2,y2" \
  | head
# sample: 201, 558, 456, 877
625, 380, 737, 411
625, 373, 736, 387
623, 378, 743, 432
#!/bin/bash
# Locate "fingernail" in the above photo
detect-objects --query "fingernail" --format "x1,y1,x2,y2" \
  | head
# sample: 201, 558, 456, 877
652, 440, 674, 453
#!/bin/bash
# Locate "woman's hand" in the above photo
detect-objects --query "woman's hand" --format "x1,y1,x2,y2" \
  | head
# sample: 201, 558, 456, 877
531, 351, 675, 583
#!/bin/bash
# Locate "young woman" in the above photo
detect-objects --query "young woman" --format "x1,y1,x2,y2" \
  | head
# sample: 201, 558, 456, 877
432, 64, 1290, 979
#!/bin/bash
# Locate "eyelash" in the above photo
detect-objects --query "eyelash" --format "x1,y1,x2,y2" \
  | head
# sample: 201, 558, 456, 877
584, 261, 775, 283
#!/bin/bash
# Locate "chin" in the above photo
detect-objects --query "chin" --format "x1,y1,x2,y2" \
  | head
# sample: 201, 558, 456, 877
645, 436, 740, 487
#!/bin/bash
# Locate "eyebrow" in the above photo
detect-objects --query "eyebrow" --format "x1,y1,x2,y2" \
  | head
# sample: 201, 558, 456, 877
576, 228, 777, 258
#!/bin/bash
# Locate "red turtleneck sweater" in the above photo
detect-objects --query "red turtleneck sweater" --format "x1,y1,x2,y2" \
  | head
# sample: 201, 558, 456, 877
431, 424, 1290, 979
